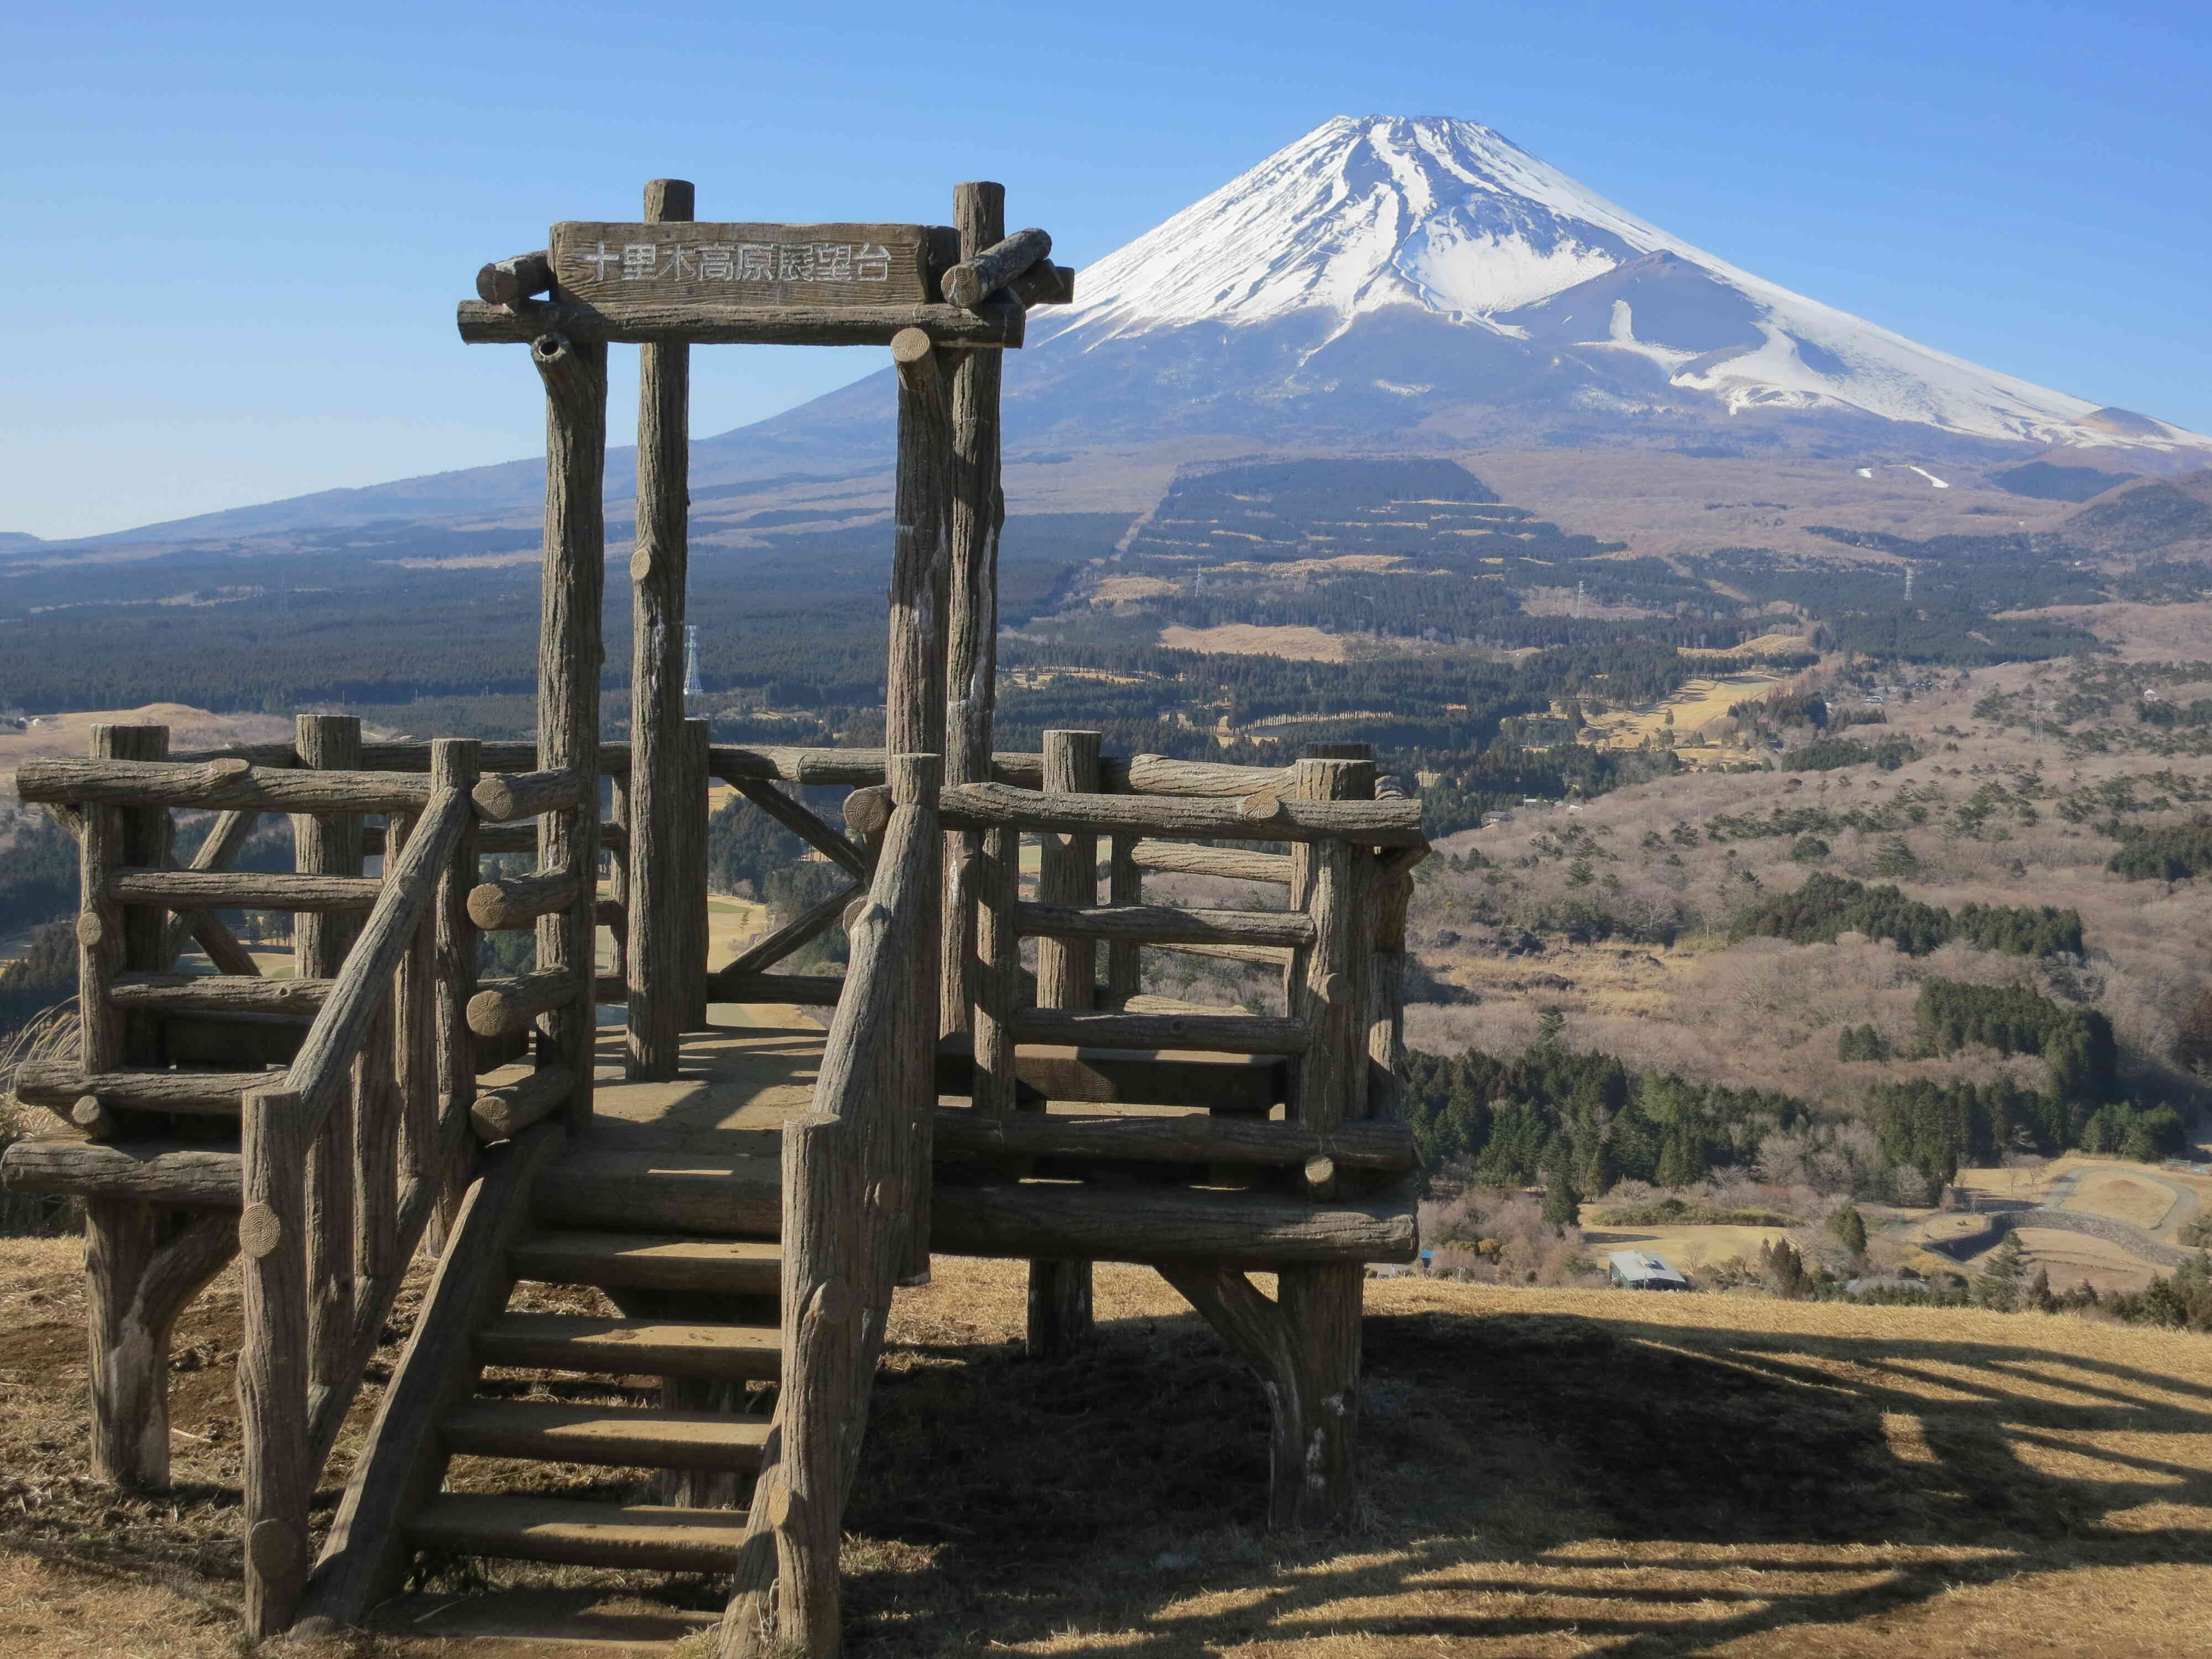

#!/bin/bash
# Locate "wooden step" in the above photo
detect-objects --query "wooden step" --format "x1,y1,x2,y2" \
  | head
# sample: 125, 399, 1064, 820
405, 1494, 748, 1573
936, 1033, 1286, 1114
510, 1231, 782, 1295
534, 1150, 782, 1238
476, 1313, 781, 1381
440, 1399, 771, 1472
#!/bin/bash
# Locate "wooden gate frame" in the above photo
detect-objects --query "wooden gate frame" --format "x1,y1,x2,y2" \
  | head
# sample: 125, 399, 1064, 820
459, 179, 1071, 1085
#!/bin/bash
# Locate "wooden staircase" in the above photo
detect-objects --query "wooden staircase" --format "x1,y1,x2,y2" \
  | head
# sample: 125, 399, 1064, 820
305, 1126, 791, 1621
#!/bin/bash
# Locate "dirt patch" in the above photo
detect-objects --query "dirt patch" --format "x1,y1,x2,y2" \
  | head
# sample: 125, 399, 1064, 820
1088, 575, 1181, 605
1158, 623, 1350, 661
2068, 1173, 2180, 1232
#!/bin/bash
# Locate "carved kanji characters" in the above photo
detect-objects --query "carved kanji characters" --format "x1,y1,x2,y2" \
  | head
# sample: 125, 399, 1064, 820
657, 243, 699, 279
777, 243, 815, 282
853, 243, 892, 282
737, 243, 774, 280
697, 244, 737, 280
812, 242, 853, 282
576, 241, 622, 281
620, 242, 658, 280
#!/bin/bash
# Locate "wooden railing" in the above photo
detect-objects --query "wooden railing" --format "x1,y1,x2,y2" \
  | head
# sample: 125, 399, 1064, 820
13, 728, 607, 1635
719, 753, 941, 1659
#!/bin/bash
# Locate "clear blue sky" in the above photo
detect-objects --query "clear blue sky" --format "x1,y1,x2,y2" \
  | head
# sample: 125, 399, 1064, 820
6, 0, 2206, 539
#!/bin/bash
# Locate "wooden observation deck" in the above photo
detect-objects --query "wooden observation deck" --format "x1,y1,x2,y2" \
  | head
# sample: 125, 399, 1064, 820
1, 177, 1426, 1655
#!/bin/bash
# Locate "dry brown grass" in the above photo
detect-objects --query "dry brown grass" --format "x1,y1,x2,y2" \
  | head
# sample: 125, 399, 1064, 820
1156, 623, 1352, 661
5, 1244, 2212, 1656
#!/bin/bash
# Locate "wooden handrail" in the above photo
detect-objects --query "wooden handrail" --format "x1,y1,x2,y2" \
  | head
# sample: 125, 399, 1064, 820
938, 781, 1427, 847
283, 784, 471, 1129
723, 754, 940, 1655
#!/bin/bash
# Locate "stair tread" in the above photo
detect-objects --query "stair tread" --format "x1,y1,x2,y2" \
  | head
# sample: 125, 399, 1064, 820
476, 1313, 782, 1380
510, 1230, 781, 1293
442, 1399, 771, 1470
406, 1494, 748, 1572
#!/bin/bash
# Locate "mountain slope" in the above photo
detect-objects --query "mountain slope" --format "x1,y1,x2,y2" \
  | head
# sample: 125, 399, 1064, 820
43, 113, 2212, 553
1018, 116, 2211, 461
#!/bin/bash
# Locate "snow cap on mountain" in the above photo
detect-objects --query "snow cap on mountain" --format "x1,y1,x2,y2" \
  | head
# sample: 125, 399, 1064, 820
1037, 115, 2208, 455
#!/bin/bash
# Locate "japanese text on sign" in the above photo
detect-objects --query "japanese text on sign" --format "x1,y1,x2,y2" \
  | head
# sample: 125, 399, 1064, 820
570, 241, 895, 285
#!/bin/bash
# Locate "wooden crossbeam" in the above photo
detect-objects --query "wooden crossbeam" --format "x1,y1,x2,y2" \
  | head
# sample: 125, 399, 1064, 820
726, 777, 869, 880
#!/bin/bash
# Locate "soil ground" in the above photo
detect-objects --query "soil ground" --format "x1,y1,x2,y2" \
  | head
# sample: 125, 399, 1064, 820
3, 1241, 2210, 1657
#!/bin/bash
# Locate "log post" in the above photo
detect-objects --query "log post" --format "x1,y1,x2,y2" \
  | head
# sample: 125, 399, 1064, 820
1272, 749, 1375, 1530
533, 330, 608, 1125
1029, 730, 1098, 1358
969, 825, 1019, 1119
294, 716, 361, 1412
682, 716, 711, 1028
627, 178, 695, 1081
427, 740, 481, 1249
79, 724, 175, 1483
940, 181, 1005, 1039
82, 1207, 235, 1489
240, 1087, 314, 1636
1105, 832, 1142, 1001
888, 328, 951, 764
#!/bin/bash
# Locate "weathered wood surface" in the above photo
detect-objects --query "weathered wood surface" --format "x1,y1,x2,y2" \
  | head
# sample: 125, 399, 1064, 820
531, 330, 606, 1131
239, 1087, 314, 1636
533, 1149, 782, 1238
156, 807, 262, 969
286, 718, 361, 1539
0, 1138, 245, 1206
14, 1059, 274, 1113
1107, 754, 1292, 797
1005, 261, 1076, 307
285, 785, 471, 1123
19, 755, 433, 815
1034, 731, 1099, 1010
942, 227, 1051, 310
111, 973, 332, 1015
549, 218, 948, 306
441, 1400, 771, 1470
111, 868, 382, 912
940, 182, 1007, 1044
718, 881, 860, 979
707, 969, 846, 1006
477, 251, 554, 305
84, 1206, 235, 1485
467, 968, 578, 1037
472, 769, 584, 823
931, 1180, 1415, 1266
303, 1125, 566, 1627
468, 1064, 576, 1141
1129, 840, 1294, 885
408, 1495, 747, 1573
626, 180, 695, 1083
930, 1108, 1415, 1171
721, 758, 940, 1659
467, 871, 578, 931
429, 739, 482, 1248
732, 778, 869, 880
510, 1232, 781, 1296
888, 329, 952, 762
458, 296, 1023, 349
1010, 1005, 1308, 1056
1016, 900, 1311, 950
938, 781, 1425, 846
932, 1035, 1286, 1113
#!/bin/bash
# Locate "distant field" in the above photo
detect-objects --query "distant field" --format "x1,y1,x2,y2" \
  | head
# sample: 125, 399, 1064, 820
2067, 1172, 2180, 1232
1577, 1216, 1788, 1271
1158, 622, 1353, 660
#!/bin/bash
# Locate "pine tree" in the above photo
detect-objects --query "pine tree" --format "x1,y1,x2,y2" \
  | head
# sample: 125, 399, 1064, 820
1827, 1203, 1869, 1257
1580, 1138, 1616, 1200
2031, 1266, 2056, 1314
1656, 1130, 1698, 1190
1542, 1168, 1583, 1232
1975, 1232, 2027, 1312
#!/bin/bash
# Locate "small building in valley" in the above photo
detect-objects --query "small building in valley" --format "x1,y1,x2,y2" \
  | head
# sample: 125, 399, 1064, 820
1608, 1250, 1692, 1291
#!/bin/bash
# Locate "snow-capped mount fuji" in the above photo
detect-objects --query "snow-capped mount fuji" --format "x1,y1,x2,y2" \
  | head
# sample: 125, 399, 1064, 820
1002, 114, 2210, 462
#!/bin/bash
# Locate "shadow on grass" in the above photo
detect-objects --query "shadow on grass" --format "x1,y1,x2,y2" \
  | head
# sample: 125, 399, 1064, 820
841, 1299, 2212, 1655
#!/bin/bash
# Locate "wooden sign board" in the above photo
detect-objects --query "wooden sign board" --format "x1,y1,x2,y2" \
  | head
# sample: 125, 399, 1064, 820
550, 221, 956, 307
